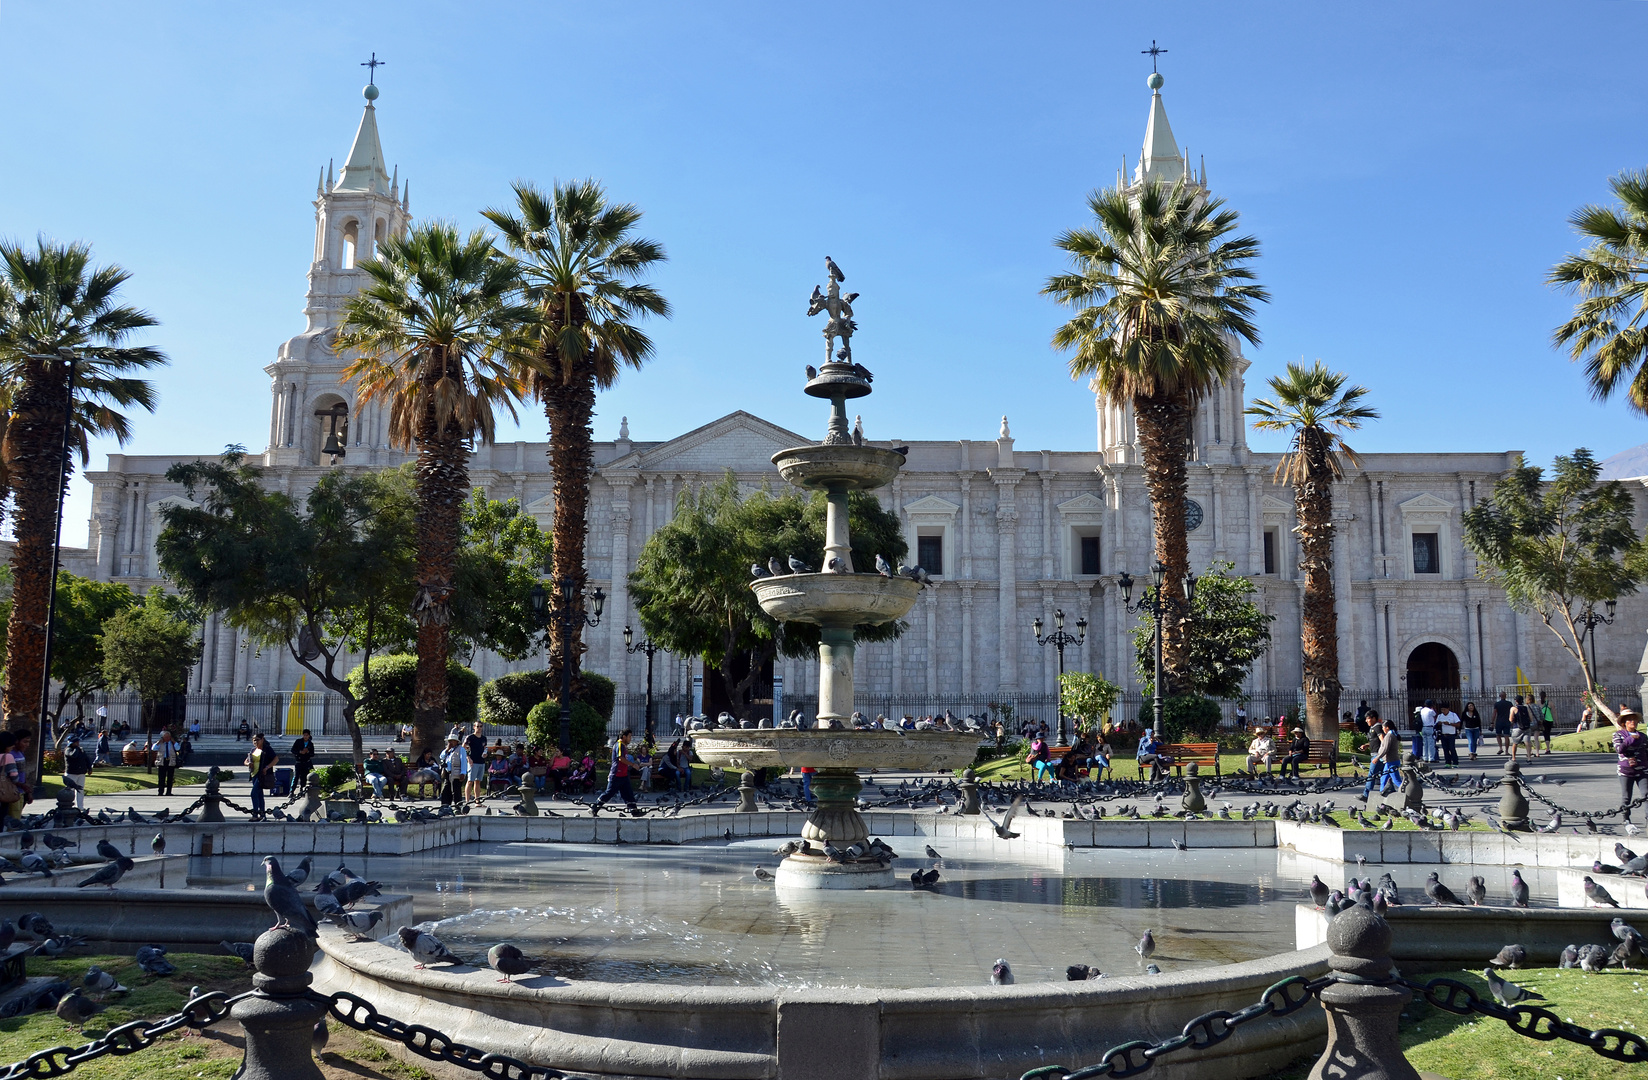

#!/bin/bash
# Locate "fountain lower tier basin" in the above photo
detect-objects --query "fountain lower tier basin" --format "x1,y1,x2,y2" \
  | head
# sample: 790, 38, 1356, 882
774, 854, 895, 890
750, 572, 920, 627
690, 729, 981, 772
771, 443, 906, 491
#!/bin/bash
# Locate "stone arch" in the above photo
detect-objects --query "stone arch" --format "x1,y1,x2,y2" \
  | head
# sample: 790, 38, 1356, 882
1400, 635, 1463, 714
309, 391, 350, 465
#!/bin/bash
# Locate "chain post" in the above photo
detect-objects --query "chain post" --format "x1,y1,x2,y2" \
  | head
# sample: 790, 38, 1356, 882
1497, 758, 1531, 831
229, 928, 329, 1080
1307, 903, 1419, 1080
958, 768, 981, 815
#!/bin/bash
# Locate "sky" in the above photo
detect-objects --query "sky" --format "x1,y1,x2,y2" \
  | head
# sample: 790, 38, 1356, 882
1, 1, 1646, 547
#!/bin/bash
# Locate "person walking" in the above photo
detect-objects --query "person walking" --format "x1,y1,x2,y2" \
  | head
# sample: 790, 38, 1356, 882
1538, 692, 1555, 752
290, 728, 317, 791
1436, 704, 1460, 767
463, 722, 488, 803
591, 732, 641, 816
1612, 708, 1648, 823
247, 734, 278, 817
440, 735, 469, 806
1361, 715, 1399, 801
1509, 695, 1536, 762
1460, 701, 1483, 760
154, 728, 179, 796
1492, 692, 1513, 755
61, 737, 92, 811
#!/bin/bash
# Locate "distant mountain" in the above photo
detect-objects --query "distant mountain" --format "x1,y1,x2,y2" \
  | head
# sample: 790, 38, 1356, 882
1599, 442, 1648, 480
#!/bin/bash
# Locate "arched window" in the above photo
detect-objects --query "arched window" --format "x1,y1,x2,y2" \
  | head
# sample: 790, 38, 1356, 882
341, 220, 359, 270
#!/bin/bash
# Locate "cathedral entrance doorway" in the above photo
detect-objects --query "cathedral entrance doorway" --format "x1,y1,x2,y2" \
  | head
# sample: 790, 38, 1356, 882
1405, 642, 1460, 715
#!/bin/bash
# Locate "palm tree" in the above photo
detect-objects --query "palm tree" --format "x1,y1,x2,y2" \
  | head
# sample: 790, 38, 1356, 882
334, 223, 532, 759
1044, 178, 1266, 689
0, 239, 164, 741
1246, 361, 1378, 741
1549, 169, 1648, 411
483, 181, 668, 702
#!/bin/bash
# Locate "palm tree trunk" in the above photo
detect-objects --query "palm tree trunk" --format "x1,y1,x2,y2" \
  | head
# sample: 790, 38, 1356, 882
1132, 389, 1192, 691
1295, 428, 1341, 742
543, 362, 596, 700
2, 360, 69, 743
409, 405, 469, 762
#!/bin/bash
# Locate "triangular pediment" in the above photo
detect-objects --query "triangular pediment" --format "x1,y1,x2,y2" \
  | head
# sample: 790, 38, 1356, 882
616, 411, 809, 473
148, 495, 199, 512
904, 494, 960, 516
1056, 492, 1107, 516
1397, 493, 1454, 513
1260, 495, 1291, 513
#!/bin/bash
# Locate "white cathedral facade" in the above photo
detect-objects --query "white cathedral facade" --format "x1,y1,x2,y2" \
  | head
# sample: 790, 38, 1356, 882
58, 79, 1648, 726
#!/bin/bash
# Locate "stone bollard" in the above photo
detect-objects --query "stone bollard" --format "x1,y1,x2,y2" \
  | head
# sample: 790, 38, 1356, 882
200, 766, 227, 824
1307, 902, 1421, 1080
736, 770, 759, 813
1497, 758, 1530, 830
52, 789, 79, 829
516, 781, 540, 816
1380, 753, 1425, 816
231, 928, 329, 1080
958, 768, 981, 815
1181, 762, 1206, 814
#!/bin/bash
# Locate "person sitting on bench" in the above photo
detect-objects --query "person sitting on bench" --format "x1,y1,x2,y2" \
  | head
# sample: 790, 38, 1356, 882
1026, 735, 1053, 783
1279, 727, 1311, 779
1244, 728, 1276, 776
1136, 731, 1172, 782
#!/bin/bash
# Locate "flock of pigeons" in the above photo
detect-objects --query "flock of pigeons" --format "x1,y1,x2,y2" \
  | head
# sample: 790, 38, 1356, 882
752, 553, 934, 588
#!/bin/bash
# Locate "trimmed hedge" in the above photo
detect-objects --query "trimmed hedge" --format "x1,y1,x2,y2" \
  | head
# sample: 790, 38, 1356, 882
526, 699, 607, 754
1162, 695, 1223, 743
346, 654, 480, 729
478, 668, 616, 726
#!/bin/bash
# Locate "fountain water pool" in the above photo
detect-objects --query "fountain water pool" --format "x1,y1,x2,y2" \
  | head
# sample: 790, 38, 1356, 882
192, 840, 1567, 988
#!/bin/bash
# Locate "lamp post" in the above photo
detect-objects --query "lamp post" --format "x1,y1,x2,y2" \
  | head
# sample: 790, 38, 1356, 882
1031, 609, 1087, 744
1577, 599, 1618, 690
530, 578, 605, 753
32, 351, 77, 781
623, 626, 662, 740
1116, 560, 1196, 740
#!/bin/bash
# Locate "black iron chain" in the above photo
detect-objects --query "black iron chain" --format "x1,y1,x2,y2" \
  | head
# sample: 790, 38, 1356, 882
1404, 976, 1648, 1063
0, 989, 249, 1080
327, 991, 567, 1080
1518, 776, 1648, 823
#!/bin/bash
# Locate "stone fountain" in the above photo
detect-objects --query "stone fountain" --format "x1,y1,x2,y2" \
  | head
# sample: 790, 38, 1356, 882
692, 258, 979, 889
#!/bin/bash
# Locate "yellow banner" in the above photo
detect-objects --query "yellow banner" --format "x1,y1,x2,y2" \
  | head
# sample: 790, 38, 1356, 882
285, 676, 307, 735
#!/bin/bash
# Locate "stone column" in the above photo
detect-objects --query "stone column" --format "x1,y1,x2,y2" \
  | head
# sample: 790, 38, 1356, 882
1245, 466, 1264, 575
925, 589, 938, 697
606, 476, 636, 693
1307, 903, 1420, 1080
817, 627, 856, 723
990, 469, 1023, 691
959, 585, 974, 696
211, 613, 236, 693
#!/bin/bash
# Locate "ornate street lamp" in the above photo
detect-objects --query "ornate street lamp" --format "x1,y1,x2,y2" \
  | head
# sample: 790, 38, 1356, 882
1031, 608, 1087, 744
1118, 560, 1196, 739
623, 626, 663, 740
530, 578, 605, 752
1577, 599, 1618, 688
30, 351, 76, 783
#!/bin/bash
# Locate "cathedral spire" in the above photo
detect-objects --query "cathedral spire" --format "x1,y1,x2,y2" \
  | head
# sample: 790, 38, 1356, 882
335, 83, 393, 195
1133, 71, 1187, 187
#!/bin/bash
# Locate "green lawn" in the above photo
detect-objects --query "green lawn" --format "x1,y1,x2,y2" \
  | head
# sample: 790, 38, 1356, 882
1266, 966, 1646, 1080
33, 767, 206, 801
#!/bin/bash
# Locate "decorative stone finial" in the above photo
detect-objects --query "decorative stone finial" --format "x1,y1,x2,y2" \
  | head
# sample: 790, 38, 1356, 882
618, 416, 630, 440
364, 83, 380, 102
1000, 416, 1011, 439
252, 927, 317, 996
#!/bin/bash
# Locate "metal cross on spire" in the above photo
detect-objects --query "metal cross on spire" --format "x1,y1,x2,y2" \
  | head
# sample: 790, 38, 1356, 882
1141, 40, 1167, 73
361, 52, 386, 85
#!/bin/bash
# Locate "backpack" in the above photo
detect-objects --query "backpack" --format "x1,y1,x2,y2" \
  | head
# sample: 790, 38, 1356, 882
1409, 710, 1422, 733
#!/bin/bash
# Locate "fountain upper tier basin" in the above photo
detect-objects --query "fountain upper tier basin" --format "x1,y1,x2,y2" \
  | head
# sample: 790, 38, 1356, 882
691, 728, 981, 773
751, 571, 920, 627
772, 444, 906, 491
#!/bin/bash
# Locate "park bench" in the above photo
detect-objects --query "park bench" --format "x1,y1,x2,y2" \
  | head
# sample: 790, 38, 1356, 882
1165, 742, 1220, 778
1304, 739, 1340, 776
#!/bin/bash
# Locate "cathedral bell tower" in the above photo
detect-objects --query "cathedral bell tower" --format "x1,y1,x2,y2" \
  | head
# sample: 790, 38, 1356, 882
265, 78, 410, 467
1095, 71, 1249, 468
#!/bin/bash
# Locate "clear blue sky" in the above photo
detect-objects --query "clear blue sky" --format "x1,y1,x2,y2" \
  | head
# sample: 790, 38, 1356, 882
2, 2, 1645, 546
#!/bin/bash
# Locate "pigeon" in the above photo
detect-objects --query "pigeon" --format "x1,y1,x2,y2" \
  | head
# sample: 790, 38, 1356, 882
95, 839, 123, 862
1145, 964, 1162, 974
753, 867, 774, 882
768, 557, 785, 577
1424, 872, 1466, 906
805, 365, 817, 380
1066, 964, 1102, 981
984, 796, 1025, 839
1466, 877, 1487, 906
1609, 938, 1639, 969
1540, 814, 1561, 834
55, 989, 103, 1029
0, 920, 13, 952
76, 857, 133, 889
83, 966, 126, 997
488, 943, 533, 983
1594, 860, 1622, 876
918, 868, 940, 887
1558, 944, 1580, 969
1171, 839, 1188, 852
1484, 967, 1544, 1008
18, 913, 52, 939
1621, 854, 1648, 877
1579, 944, 1610, 973
41, 834, 76, 852
1582, 875, 1620, 908
334, 879, 383, 908
890, 446, 908, 457
925, 845, 942, 860
751, 563, 770, 579
825, 256, 844, 282
1489, 944, 1526, 969
313, 1018, 329, 1054
1617, 842, 1640, 865
34, 935, 88, 958
1309, 875, 1331, 909
313, 881, 346, 919
1135, 929, 1156, 961
150, 833, 165, 856
398, 926, 460, 969
787, 556, 814, 574
136, 946, 176, 976
1612, 917, 1647, 950
264, 857, 318, 935
989, 959, 1013, 985
877, 555, 894, 577
1509, 870, 1530, 908
221, 941, 256, 964
20, 851, 53, 877
773, 840, 801, 857
827, 557, 846, 573
852, 416, 864, 445
324, 864, 364, 890
330, 909, 384, 940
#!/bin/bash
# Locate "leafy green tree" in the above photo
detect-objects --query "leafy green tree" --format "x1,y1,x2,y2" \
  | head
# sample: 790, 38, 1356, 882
450, 489, 553, 664
0, 571, 138, 739
1045, 178, 1266, 693
334, 223, 533, 761
1132, 561, 1273, 700
1549, 170, 1648, 413
157, 450, 416, 771
347, 655, 479, 731
0, 239, 165, 744
1246, 360, 1379, 741
1059, 671, 1120, 735
100, 587, 203, 739
628, 472, 906, 720
1462, 448, 1647, 697
484, 181, 669, 707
